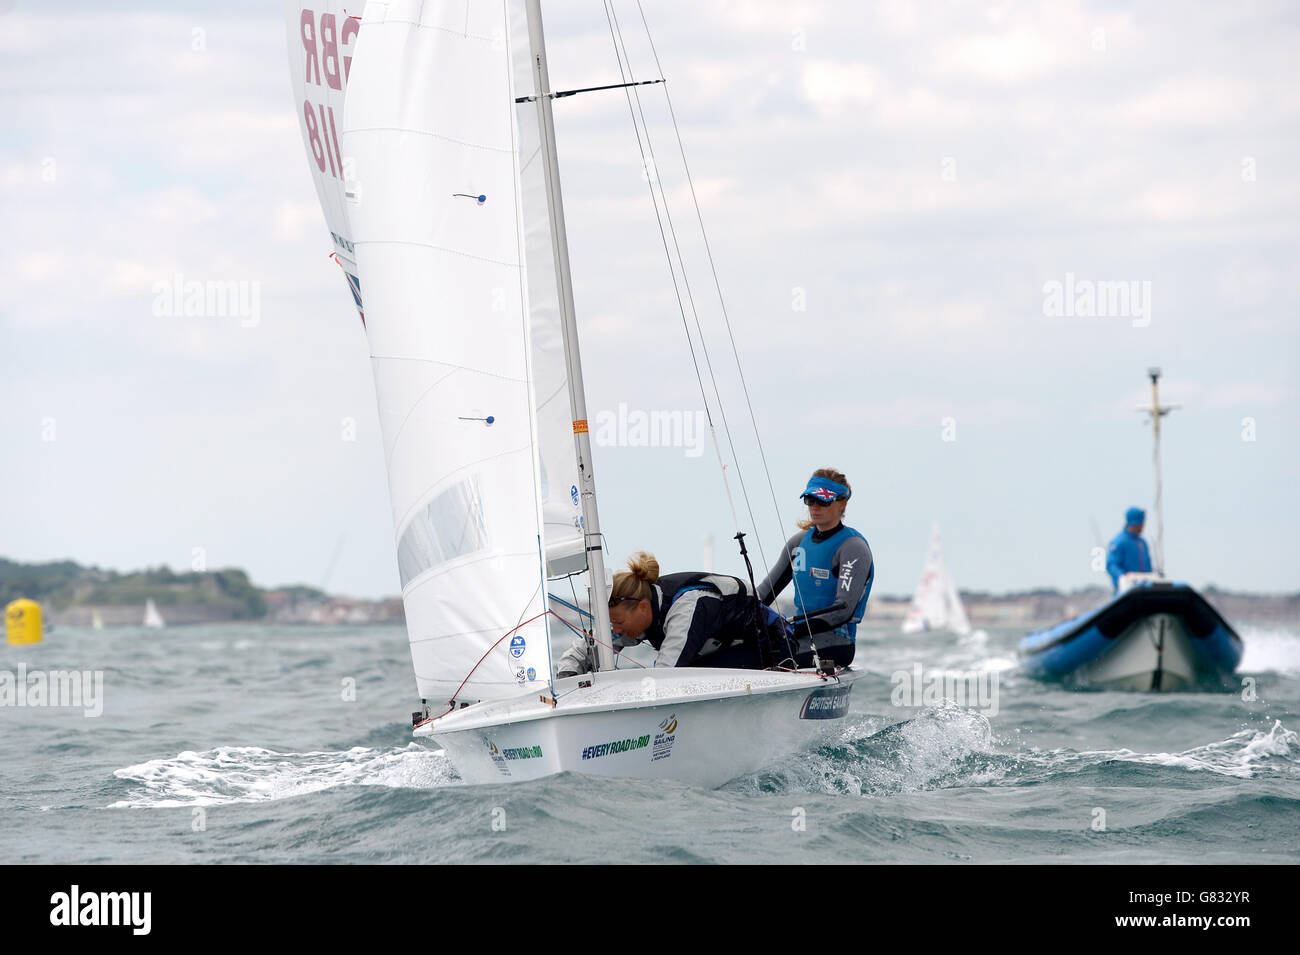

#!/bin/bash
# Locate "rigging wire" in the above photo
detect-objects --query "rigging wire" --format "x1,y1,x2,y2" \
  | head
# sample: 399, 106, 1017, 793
600, 0, 770, 576
632, 0, 803, 594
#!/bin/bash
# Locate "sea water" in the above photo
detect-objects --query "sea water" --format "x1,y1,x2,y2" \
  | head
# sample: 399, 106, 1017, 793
1, 622, 1296, 864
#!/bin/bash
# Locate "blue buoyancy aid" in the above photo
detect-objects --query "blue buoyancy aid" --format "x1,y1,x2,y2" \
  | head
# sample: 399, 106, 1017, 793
791, 525, 872, 640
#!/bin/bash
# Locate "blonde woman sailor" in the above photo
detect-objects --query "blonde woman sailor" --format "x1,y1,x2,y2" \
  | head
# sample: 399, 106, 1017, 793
556, 552, 789, 677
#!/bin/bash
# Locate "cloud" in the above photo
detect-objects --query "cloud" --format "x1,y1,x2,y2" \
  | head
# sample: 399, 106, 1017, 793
1204, 383, 1285, 409
1, 1, 1296, 595
800, 58, 880, 113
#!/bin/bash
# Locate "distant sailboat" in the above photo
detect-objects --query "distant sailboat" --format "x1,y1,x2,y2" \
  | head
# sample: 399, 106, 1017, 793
91, 610, 105, 630
902, 524, 971, 635
143, 599, 165, 629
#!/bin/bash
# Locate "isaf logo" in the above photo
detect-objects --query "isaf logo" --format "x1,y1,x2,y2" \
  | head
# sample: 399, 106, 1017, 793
652, 713, 678, 762
486, 738, 511, 776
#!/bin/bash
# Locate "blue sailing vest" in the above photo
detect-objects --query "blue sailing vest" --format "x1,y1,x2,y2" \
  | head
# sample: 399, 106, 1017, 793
792, 525, 871, 640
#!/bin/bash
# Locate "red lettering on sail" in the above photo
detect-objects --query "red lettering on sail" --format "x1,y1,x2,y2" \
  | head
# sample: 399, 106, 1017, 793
303, 100, 326, 172
341, 16, 359, 81
320, 13, 342, 91
326, 105, 344, 177
300, 9, 320, 86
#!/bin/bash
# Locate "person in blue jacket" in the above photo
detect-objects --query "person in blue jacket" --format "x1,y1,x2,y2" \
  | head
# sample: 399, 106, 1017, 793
1106, 506, 1152, 591
757, 468, 873, 668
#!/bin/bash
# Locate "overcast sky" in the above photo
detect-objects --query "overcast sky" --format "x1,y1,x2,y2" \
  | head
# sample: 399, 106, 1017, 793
3, 0, 1297, 600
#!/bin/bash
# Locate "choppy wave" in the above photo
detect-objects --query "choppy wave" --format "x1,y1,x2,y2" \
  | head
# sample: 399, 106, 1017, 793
731, 699, 998, 796
110, 743, 455, 808
1239, 627, 1300, 677
1084, 720, 1299, 779
1007, 719, 1300, 783
730, 707, 1299, 799
7, 621, 1295, 863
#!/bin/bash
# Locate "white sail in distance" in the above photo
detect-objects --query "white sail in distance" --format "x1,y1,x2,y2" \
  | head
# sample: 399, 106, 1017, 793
902, 523, 971, 635
143, 599, 165, 629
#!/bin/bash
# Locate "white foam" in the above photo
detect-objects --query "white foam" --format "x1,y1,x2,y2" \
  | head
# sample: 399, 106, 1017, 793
109, 742, 455, 808
1238, 627, 1300, 677
889, 699, 996, 788
1038, 720, 1299, 780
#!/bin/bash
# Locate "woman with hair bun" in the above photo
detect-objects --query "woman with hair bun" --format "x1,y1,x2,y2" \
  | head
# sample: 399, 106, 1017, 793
555, 551, 782, 677
757, 467, 874, 667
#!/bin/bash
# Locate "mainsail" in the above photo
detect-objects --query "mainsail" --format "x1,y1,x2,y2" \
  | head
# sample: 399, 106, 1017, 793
286, 3, 365, 322
901, 523, 971, 635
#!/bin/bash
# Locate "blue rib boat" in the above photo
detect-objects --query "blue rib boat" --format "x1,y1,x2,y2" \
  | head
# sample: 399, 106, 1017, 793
1019, 580, 1243, 691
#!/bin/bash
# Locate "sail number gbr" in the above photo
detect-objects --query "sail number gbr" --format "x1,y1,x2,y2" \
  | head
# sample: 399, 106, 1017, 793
297, 8, 358, 181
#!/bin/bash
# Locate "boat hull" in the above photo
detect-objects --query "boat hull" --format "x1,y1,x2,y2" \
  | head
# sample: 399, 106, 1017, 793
1018, 582, 1242, 691
415, 667, 860, 787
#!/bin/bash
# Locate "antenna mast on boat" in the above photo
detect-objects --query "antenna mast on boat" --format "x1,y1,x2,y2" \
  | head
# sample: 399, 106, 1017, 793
524, 0, 616, 671
1139, 367, 1179, 576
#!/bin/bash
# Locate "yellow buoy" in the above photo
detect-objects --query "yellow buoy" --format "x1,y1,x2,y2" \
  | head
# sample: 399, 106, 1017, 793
6, 598, 44, 645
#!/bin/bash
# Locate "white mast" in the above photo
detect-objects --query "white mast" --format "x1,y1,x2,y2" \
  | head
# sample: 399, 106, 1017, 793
1138, 367, 1179, 575
524, 0, 615, 671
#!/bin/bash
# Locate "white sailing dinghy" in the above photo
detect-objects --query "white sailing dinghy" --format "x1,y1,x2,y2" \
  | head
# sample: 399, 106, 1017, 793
286, 0, 858, 787
143, 599, 165, 629
901, 524, 971, 635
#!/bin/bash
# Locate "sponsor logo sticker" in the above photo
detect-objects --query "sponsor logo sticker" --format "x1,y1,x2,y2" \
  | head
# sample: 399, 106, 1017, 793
486, 739, 512, 776
652, 713, 678, 762
799, 684, 852, 720
581, 735, 651, 760
501, 745, 543, 760
509, 634, 527, 659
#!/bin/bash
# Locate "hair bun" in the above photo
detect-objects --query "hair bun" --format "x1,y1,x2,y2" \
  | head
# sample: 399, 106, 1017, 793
626, 551, 660, 584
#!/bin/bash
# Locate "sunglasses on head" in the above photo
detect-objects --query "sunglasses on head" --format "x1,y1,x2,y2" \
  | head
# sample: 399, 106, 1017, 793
802, 494, 841, 507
